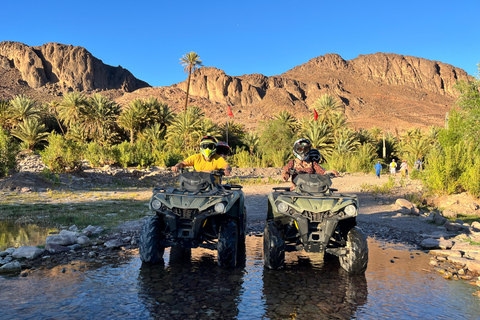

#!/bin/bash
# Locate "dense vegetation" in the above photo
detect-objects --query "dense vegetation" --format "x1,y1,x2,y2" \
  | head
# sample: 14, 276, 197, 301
0, 65, 479, 197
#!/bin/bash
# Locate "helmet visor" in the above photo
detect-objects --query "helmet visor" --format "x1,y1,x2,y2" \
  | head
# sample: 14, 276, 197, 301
200, 143, 216, 150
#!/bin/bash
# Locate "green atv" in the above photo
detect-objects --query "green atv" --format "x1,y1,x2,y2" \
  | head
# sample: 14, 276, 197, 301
264, 171, 368, 274
139, 170, 246, 268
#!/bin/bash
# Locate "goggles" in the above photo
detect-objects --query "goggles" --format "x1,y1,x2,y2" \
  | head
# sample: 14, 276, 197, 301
201, 143, 216, 150
296, 146, 311, 153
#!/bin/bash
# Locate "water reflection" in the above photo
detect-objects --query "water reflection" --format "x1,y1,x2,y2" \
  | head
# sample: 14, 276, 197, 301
138, 247, 245, 319
0, 221, 56, 250
262, 252, 367, 319
1, 237, 480, 320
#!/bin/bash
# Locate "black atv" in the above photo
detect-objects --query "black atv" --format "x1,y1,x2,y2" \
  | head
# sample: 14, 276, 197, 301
263, 170, 368, 274
139, 170, 246, 268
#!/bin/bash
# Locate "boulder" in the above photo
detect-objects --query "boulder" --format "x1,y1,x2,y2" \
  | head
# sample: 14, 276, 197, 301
76, 235, 91, 245
46, 234, 76, 246
82, 225, 104, 236
442, 210, 457, 218
12, 246, 44, 259
0, 261, 22, 274
104, 240, 123, 248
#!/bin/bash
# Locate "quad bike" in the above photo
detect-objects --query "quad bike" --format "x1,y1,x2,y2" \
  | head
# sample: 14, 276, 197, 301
263, 170, 368, 274
139, 169, 246, 268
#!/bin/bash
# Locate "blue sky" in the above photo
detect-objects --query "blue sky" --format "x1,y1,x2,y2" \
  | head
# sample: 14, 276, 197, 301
2, 0, 479, 87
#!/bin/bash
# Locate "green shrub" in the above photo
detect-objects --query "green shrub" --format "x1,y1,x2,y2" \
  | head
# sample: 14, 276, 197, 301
159, 151, 184, 167
83, 142, 117, 167
40, 133, 82, 173
0, 129, 18, 176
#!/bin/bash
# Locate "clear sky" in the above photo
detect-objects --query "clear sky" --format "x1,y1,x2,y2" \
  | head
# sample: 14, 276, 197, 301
2, 0, 479, 87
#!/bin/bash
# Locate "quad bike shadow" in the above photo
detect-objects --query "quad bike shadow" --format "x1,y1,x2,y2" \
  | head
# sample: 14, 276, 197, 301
139, 169, 246, 269
264, 170, 369, 274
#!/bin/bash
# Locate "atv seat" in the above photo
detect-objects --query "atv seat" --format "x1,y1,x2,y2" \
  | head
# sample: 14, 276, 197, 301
179, 172, 215, 192
293, 173, 332, 193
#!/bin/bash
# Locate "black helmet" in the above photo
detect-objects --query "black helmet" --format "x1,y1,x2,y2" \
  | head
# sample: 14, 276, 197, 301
308, 149, 322, 163
293, 138, 311, 161
216, 141, 230, 156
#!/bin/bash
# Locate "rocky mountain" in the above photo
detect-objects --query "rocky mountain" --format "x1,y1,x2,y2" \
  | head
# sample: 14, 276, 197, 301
0, 41, 473, 132
0, 41, 150, 100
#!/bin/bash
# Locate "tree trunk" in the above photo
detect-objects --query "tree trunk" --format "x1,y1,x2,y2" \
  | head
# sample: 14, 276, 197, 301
184, 66, 192, 113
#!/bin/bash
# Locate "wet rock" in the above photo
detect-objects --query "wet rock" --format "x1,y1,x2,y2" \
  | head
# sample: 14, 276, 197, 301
0, 261, 22, 274
76, 235, 91, 245
104, 240, 123, 248
0, 256, 13, 265
82, 225, 104, 236
68, 225, 79, 232
46, 234, 76, 246
12, 246, 44, 259
420, 239, 443, 249
68, 244, 82, 251
45, 243, 71, 253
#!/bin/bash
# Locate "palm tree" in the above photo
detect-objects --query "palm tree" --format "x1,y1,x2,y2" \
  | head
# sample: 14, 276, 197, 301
166, 106, 204, 150
9, 95, 40, 126
82, 94, 121, 145
144, 97, 174, 130
141, 123, 167, 144
10, 118, 49, 151
0, 99, 12, 130
46, 100, 65, 135
312, 94, 343, 124
57, 92, 88, 131
242, 132, 259, 155
300, 120, 333, 157
180, 52, 203, 113
274, 111, 298, 131
118, 99, 149, 144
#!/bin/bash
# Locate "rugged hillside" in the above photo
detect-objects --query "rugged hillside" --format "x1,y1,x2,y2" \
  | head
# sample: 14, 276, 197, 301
0, 41, 150, 100
119, 53, 472, 131
0, 41, 474, 132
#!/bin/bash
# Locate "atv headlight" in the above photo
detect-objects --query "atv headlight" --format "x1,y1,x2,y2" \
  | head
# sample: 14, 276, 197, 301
277, 202, 289, 213
344, 204, 357, 216
214, 202, 225, 213
151, 199, 162, 210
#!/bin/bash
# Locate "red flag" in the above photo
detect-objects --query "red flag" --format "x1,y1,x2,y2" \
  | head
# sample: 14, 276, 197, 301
227, 106, 234, 117
313, 108, 318, 121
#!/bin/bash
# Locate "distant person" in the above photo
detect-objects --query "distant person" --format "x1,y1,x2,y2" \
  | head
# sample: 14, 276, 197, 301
374, 160, 382, 179
414, 159, 422, 171
400, 160, 408, 178
389, 159, 397, 176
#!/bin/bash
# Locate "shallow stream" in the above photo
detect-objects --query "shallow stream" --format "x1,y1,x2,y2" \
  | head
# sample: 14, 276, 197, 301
1, 236, 479, 319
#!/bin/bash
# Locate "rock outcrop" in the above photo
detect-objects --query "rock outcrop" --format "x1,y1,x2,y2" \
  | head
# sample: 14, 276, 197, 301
163, 52, 473, 130
0, 41, 150, 94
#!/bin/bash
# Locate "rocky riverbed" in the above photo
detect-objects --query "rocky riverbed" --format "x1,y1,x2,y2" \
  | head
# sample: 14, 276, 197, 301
2, 154, 480, 293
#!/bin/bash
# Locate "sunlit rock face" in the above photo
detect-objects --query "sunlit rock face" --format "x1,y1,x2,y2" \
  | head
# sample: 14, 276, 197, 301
0, 41, 150, 93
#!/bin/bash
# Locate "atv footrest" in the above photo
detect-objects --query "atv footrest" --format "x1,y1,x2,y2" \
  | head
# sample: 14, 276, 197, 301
325, 247, 347, 256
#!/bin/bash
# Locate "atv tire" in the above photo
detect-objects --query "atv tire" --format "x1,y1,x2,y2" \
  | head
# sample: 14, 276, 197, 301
339, 226, 368, 274
139, 216, 165, 264
264, 220, 285, 270
217, 219, 238, 268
